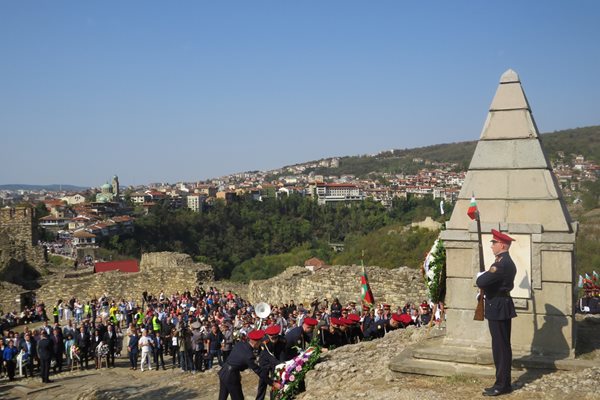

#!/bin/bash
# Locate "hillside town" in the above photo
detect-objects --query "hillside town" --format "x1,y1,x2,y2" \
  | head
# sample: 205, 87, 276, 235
0, 152, 598, 255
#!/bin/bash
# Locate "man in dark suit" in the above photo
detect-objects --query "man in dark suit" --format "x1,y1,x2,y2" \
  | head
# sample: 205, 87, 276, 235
37, 330, 53, 383
128, 330, 140, 370
103, 324, 118, 368
75, 327, 90, 369
50, 327, 65, 373
19, 332, 37, 378
476, 229, 518, 397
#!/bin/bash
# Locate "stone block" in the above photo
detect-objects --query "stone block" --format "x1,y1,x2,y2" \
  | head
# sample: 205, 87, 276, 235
505, 200, 571, 232
445, 277, 478, 310
443, 309, 490, 347
507, 223, 542, 234
469, 140, 548, 170
439, 229, 471, 242
479, 109, 538, 140
541, 251, 574, 283
459, 170, 560, 200
511, 313, 573, 357
446, 248, 474, 278
532, 283, 573, 316
536, 232, 577, 243
489, 81, 530, 111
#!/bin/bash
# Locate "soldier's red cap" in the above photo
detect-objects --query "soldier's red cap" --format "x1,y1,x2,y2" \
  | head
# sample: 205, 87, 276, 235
391, 313, 403, 322
338, 318, 351, 326
329, 317, 340, 326
303, 317, 318, 326
347, 314, 360, 323
265, 325, 281, 336
247, 330, 265, 341
491, 229, 515, 244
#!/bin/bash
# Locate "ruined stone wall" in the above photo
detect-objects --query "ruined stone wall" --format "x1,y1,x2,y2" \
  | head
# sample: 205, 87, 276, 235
248, 265, 427, 308
0, 281, 26, 313
0, 207, 46, 272
34, 252, 215, 308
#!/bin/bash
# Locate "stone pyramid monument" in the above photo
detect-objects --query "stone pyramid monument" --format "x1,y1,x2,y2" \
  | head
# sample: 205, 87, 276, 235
391, 70, 583, 377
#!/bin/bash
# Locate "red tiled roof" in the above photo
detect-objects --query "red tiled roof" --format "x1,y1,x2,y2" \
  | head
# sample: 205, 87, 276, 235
94, 259, 139, 273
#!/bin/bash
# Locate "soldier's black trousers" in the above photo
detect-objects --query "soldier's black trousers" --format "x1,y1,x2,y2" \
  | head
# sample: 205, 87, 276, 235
488, 318, 512, 391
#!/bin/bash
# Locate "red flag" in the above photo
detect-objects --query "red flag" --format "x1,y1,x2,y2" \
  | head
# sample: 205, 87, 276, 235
467, 196, 478, 220
360, 265, 375, 306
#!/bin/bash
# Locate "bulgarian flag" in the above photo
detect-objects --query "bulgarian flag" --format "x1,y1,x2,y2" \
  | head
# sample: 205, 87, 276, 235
467, 195, 478, 220
360, 264, 375, 306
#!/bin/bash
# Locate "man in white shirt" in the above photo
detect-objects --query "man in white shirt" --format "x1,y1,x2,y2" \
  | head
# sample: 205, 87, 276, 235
138, 329, 154, 372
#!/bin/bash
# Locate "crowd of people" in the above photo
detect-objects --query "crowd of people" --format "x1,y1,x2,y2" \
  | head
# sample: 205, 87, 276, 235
1, 286, 440, 392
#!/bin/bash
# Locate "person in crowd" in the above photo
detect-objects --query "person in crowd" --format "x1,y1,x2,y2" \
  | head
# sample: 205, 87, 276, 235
37, 330, 53, 383
75, 326, 90, 369
221, 323, 234, 363
3, 339, 18, 381
205, 323, 224, 370
152, 330, 166, 370
19, 332, 36, 378
127, 329, 139, 370
103, 324, 118, 368
138, 329, 154, 372
50, 327, 64, 373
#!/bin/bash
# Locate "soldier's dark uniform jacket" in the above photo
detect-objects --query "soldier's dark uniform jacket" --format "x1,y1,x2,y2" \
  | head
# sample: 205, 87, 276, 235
283, 326, 312, 361
476, 252, 517, 321
256, 337, 286, 400
218, 341, 262, 400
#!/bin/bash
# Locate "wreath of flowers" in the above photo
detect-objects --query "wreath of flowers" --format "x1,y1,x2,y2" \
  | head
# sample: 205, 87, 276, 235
271, 338, 322, 400
423, 237, 446, 304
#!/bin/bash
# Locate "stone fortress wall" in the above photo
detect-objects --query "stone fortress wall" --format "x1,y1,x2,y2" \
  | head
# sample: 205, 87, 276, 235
34, 252, 215, 310
1, 250, 427, 313
248, 264, 427, 308
0, 207, 46, 273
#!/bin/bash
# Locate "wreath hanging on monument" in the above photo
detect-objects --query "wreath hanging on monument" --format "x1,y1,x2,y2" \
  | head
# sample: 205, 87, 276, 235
423, 237, 446, 303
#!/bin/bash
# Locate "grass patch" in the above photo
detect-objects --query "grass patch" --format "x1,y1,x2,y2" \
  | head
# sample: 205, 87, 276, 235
445, 374, 482, 385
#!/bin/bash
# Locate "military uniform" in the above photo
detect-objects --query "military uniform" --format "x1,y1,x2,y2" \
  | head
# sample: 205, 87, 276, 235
218, 341, 262, 400
255, 335, 285, 400
476, 230, 517, 396
283, 326, 312, 361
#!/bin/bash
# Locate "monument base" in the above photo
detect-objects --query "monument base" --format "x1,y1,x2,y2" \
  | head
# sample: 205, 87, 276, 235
389, 334, 595, 379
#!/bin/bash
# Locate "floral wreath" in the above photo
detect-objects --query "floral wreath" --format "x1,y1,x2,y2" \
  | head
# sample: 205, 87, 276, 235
423, 237, 446, 304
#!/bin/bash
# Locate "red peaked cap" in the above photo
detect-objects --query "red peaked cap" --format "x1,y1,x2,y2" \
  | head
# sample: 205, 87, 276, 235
247, 330, 266, 341
491, 229, 515, 244
347, 314, 360, 323
329, 317, 341, 326
303, 317, 318, 326
265, 325, 281, 336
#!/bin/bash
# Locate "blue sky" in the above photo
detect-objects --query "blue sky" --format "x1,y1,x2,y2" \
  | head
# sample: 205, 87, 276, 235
1, 1, 599, 187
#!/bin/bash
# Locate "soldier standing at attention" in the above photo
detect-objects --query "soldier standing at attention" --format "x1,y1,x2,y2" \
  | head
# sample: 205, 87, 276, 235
476, 229, 517, 397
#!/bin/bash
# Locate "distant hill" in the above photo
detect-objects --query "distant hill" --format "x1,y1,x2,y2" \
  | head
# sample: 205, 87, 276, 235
0, 184, 89, 192
300, 125, 600, 178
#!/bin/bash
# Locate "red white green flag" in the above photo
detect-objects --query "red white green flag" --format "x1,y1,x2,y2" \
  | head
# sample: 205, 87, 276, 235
467, 196, 478, 220
360, 264, 375, 306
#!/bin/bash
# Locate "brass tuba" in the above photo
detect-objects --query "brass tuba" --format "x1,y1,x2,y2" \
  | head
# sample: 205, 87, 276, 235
254, 302, 271, 330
